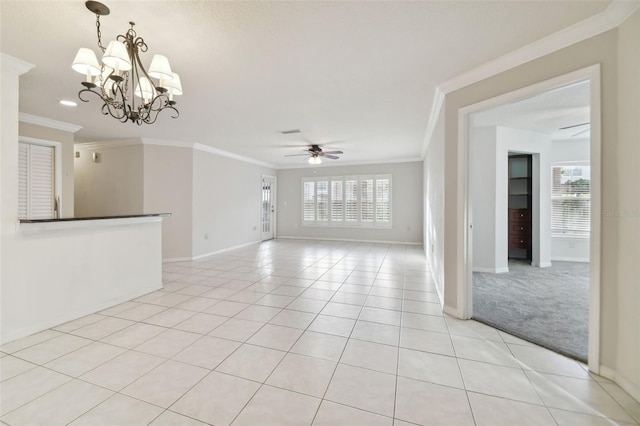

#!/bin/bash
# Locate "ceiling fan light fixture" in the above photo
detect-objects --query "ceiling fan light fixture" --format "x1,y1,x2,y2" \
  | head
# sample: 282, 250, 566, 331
308, 156, 321, 165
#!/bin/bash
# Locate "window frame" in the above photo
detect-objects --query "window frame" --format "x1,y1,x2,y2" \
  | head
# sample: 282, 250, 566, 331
301, 174, 392, 228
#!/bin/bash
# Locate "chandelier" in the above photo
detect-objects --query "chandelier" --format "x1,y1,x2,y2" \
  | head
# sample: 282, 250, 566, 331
71, 1, 182, 125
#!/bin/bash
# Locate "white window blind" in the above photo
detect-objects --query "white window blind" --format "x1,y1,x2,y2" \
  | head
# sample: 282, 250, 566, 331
18, 142, 55, 220
302, 174, 392, 228
551, 166, 590, 235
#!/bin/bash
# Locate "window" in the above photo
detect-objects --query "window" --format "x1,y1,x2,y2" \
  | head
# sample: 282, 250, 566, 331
18, 142, 56, 220
551, 165, 590, 236
302, 174, 392, 227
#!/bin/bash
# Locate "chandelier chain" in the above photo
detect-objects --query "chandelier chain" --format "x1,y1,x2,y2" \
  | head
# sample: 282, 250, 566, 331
95, 14, 105, 53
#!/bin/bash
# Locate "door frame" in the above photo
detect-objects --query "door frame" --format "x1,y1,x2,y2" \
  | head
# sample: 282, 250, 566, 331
261, 174, 277, 241
458, 64, 601, 372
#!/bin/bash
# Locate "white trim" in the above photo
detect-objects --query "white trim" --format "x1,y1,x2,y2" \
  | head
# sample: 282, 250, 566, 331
551, 257, 590, 263
75, 139, 142, 150
278, 157, 422, 170
420, 88, 445, 156
440, 2, 638, 96
194, 143, 276, 169
443, 304, 462, 318
142, 138, 194, 149
420, 1, 638, 160
19, 113, 82, 133
472, 267, 509, 274
1, 52, 34, 75
431, 267, 445, 309
164, 241, 262, 263
277, 236, 421, 245
599, 366, 640, 403
458, 65, 602, 371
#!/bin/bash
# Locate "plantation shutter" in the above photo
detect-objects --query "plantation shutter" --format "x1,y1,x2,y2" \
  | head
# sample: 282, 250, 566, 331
317, 180, 329, 221
303, 180, 316, 222
375, 176, 391, 223
360, 178, 374, 222
330, 179, 343, 221
344, 178, 358, 222
551, 166, 590, 235
18, 143, 55, 220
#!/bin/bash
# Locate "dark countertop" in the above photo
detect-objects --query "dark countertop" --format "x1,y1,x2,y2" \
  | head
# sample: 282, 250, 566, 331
20, 213, 171, 224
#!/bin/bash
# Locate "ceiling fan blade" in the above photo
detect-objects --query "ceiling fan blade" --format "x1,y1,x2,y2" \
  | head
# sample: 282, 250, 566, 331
285, 153, 310, 157
322, 150, 343, 155
323, 154, 340, 160
559, 122, 590, 130
571, 128, 590, 137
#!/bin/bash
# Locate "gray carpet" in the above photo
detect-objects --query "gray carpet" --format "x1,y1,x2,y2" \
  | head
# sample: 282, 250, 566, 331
472, 261, 589, 362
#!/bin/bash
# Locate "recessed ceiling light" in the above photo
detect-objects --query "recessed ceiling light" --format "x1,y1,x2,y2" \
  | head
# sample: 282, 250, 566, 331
59, 100, 77, 107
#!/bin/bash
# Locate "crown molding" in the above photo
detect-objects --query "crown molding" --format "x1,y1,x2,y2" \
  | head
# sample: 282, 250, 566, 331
420, 0, 639, 157
439, 0, 639, 95
193, 143, 277, 169
142, 138, 195, 149
1, 53, 34, 75
75, 139, 142, 150
420, 88, 444, 159
19, 112, 82, 133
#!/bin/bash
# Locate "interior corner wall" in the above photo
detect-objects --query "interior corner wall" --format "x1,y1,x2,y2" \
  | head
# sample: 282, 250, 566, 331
277, 161, 423, 244
424, 111, 445, 300
615, 9, 640, 400
19, 122, 75, 218
74, 142, 144, 217
143, 144, 193, 261
191, 149, 275, 258
443, 22, 640, 398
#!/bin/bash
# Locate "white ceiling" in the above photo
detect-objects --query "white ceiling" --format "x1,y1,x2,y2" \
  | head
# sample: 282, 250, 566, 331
1, 1, 609, 167
471, 80, 591, 140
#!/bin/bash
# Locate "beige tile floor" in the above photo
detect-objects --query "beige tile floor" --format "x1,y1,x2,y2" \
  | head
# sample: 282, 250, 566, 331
1, 239, 639, 426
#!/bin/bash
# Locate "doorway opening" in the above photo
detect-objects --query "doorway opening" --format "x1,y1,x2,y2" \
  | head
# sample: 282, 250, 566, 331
462, 67, 600, 367
261, 175, 276, 241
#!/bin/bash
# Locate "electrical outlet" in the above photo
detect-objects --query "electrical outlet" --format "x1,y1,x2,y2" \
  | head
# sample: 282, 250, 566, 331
204, 233, 208, 240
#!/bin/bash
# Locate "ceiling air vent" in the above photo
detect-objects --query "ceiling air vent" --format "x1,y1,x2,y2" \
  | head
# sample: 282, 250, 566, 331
280, 129, 301, 135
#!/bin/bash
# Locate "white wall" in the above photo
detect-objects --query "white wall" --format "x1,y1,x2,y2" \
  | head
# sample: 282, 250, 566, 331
75, 141, 144, 217
424, 111, 445, 300
551, 138, 590, 163
143, 144, 193, 261
192, 149, 276, 258
278, 161, 423, 244
442, 22, 640, 398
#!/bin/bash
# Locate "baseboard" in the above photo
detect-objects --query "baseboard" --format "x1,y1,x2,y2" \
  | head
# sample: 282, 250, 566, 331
277, 236, 422, 246
192, 241, 261, 260
600, 365, 640, 403
443, 304, 462, 319
551, 257, 590, 263
472, 267, 509, 273
0, 282, 161, 345
162, 241, 262, 263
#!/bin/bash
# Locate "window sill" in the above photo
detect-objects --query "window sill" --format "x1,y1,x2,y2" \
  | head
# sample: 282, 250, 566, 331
302, 222, 392, 230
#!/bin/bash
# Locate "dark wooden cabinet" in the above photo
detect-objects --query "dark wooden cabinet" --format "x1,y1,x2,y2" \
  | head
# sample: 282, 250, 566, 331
508, 155, 532, 260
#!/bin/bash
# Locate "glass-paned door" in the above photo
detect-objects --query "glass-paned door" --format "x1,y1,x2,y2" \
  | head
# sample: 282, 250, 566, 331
262, 176, 276, 240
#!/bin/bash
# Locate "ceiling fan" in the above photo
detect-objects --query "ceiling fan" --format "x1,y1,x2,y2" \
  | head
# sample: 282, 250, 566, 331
559, 122, 590, 137
285, 144, 343, 165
